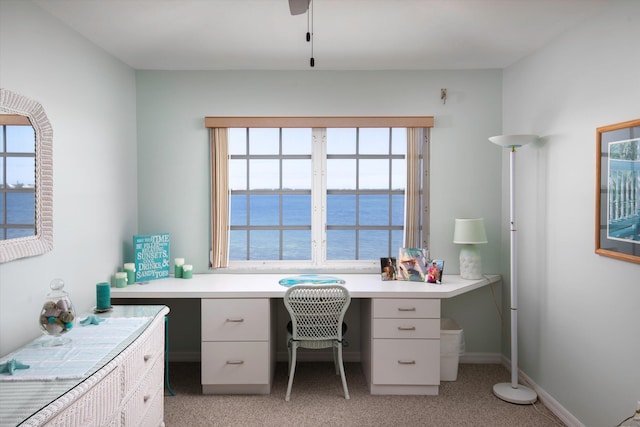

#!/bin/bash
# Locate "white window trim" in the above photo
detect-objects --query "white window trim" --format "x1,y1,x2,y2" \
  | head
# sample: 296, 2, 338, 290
206, 116, 432, 274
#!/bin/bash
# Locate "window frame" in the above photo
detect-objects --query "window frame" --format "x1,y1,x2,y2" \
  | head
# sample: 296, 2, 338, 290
206, 116, 433, 273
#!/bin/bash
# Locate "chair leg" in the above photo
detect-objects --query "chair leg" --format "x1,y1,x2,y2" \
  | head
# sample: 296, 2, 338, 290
337, 345, 350, 399
287, 339, 292, 376
285, 345, 298, 401
332, 344, 339, 375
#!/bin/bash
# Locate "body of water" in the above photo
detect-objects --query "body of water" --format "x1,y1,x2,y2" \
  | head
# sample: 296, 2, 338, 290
230, 193, 404, 260
1, 192, 35, 239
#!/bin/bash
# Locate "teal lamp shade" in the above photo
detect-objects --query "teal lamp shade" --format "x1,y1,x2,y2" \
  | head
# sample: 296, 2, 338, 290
453, 218, 488, 280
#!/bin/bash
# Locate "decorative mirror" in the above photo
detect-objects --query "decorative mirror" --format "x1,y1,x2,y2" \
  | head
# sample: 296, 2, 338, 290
0, 88, 53, 263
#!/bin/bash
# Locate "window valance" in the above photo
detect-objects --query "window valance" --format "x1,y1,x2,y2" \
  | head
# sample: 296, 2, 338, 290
204, 116, 434, 129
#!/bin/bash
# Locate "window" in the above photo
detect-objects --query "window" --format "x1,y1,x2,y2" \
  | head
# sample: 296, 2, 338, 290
0, 89, 53, 263
206, 116, 432, 271
1, 119, 36, 240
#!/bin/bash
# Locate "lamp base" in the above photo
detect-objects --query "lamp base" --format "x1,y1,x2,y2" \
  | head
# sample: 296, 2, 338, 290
459, 245, 482, 280
493, 382, 537, 405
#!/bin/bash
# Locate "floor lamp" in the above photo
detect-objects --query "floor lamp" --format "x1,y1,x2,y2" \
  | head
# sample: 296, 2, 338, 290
489, 134, 539, 405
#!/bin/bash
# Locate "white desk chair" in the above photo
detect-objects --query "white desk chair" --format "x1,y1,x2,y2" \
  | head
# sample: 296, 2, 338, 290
283, 284, 351, 401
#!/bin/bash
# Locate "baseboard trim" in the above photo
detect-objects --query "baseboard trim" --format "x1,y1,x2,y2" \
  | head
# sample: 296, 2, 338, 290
275, 350, 361, 363
170, 351, 499, 365
459, 352, 502, 364
498, 355, 584, 427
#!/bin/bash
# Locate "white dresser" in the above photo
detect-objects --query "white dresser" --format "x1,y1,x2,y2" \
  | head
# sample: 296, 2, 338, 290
0, 305, 169, 427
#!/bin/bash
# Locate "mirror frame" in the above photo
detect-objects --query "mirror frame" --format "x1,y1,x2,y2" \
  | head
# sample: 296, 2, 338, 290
0, 88, 53, 263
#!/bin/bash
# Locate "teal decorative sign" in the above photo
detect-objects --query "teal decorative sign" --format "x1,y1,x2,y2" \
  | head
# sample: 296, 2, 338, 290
133, 233, 170, 282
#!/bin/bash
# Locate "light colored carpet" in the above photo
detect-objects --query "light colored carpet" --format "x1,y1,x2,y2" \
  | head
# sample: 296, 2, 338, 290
164, 362, 565, 427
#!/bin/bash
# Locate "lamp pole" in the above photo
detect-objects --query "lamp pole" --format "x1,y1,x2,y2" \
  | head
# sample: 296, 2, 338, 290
489, 135, 538, 405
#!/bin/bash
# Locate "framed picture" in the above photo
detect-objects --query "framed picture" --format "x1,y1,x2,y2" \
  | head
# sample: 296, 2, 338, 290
427, 259, 445, 284
595, 118, 640, 264
397, 248, 429, 281
380, 257, 397, 281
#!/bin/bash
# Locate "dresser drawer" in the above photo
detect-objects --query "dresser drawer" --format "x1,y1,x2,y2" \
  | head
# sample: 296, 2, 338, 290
122, 318, 164, 392
43, 366, 121, 427
372, 318, 440, 339
122, 358, 164, 427
201, 341, 270, 384
372, 298, 440, 319
202, 299, 269, 341
372, 339, 440, 385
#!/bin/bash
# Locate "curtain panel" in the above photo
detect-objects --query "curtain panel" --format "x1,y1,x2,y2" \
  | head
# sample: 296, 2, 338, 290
209, 128, 229, 268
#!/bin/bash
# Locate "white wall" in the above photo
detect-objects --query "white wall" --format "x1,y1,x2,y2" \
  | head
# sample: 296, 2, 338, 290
502, 1, 640, 425
135, 70, 505, 357
7, 1, 637, 425
0, 1, 138, 355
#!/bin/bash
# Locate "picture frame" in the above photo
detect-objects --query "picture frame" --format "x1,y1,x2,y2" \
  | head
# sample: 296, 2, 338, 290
380, 257, 397, 281
595, 118, 640, 264
397, 247, 429, 281
427, 259, 445, 284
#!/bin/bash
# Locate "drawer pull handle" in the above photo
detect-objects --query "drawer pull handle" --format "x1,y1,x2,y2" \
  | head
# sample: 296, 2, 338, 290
143, 394, 151, 402
397, 326, 416, 331
397, 360, 416, 365
226, 360, 245, 365
226, 318, 245, 323
143, 354, 152, 362
397, 307, 416, 312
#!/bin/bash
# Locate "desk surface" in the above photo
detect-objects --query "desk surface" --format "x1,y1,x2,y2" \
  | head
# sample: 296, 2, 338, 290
111, 274, 500, 299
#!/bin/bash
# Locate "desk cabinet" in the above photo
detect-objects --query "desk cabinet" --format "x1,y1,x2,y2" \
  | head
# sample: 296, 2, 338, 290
201, 299, 276, 394
361, 298, 441, 395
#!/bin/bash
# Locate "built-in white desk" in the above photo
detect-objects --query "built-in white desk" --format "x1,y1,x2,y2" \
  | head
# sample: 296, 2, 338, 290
112, 273, 499, 396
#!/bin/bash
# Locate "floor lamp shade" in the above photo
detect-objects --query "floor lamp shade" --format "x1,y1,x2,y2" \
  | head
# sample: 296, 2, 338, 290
453, 218, 487, 280
489, 134, 538, 405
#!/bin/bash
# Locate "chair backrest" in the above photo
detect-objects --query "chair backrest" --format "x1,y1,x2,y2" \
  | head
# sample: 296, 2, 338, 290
284, 284, 351, 342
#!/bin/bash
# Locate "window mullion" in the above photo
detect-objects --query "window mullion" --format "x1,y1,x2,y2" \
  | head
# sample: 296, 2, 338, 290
311, 128, 326, 266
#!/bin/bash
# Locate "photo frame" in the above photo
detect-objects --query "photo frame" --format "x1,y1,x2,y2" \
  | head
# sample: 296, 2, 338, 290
427, 259, 445, 284
397, 247, 429, 281
380, 257, 397, 281
595, 118, 640, 264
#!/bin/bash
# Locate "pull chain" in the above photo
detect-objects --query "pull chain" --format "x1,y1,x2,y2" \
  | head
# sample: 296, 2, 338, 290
307, 0, 314, 67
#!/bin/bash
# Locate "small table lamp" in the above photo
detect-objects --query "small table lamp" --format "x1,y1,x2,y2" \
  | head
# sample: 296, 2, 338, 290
453, 218, 488, 280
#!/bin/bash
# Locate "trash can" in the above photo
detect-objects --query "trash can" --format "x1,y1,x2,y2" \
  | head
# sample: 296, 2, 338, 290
440, 317, 465, 381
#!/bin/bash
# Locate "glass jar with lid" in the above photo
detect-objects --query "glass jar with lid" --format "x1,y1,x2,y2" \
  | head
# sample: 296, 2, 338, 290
39, 278, 76, 346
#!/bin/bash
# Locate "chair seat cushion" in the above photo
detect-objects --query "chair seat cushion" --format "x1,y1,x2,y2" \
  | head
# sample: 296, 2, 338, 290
287, 321, 347, 335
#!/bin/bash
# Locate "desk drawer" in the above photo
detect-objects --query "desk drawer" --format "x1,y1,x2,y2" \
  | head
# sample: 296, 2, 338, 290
202, 299, 269, 341
372, 339, 440, 385
372, 318, 439, 339
201, 341, 270, 385
372, 298, 440, 319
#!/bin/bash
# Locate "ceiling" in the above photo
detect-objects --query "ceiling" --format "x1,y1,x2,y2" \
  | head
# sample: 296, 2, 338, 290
33, 0, 613, 71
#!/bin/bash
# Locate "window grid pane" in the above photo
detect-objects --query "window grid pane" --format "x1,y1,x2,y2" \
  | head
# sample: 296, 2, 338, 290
1, 124, 36, 241
227, 126, 412, 263
229, 128, 312, 261
326, 128, 404, 260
